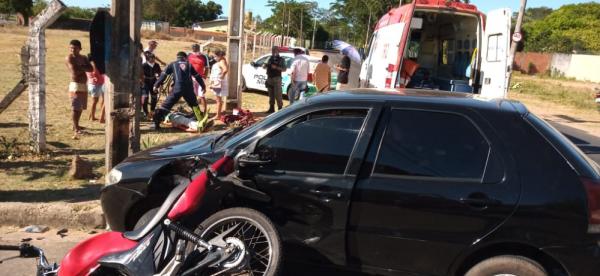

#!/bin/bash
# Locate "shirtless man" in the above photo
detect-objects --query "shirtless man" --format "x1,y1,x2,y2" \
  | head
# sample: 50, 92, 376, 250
65, 39, 93, 139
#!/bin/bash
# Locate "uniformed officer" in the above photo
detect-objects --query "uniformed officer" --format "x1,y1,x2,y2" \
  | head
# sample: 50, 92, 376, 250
153, 52, 209, 130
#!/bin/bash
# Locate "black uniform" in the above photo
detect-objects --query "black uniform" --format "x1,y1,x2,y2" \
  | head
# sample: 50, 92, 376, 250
153, 58, 206, 127
142, 62, 161, 115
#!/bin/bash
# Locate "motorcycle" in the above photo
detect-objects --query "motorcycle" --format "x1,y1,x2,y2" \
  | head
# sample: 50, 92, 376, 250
0, 151, 282, 276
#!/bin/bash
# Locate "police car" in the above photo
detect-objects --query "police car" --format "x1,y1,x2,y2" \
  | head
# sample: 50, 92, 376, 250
241, 48, 337, 96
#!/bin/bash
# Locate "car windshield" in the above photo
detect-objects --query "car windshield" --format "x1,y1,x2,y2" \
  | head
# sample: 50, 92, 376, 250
215, 103, 305, 150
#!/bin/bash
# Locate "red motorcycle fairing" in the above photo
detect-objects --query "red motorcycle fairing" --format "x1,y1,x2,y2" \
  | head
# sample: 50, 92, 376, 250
58, 232, 138, 276
167, 155, 234, 221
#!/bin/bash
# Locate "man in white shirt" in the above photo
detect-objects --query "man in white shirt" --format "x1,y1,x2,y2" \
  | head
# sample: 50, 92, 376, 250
289, 48, 310, 104
142, 40, 166, 66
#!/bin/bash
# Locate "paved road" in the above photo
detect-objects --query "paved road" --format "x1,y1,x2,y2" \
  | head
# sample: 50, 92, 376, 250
0, 227, 92, 275
552, 122, 600, 164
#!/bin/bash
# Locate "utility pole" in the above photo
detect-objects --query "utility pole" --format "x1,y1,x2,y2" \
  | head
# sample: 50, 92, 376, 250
105, 0, 142, 172
311, 17, 317, 49
300, 5, 304, 47
279, 1, 287, 43
362, 0, 373, 48
226, 0, 245, 110
508, 0, 527, 85
286, 8, 290, 37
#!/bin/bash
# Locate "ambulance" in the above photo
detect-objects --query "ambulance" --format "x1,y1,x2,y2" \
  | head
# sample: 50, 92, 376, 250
359, 0, 512, 98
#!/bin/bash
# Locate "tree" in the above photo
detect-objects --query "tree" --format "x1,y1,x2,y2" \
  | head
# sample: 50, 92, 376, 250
261, 0, 316, 42
329, 0, 400, 46
0, 0, 33, 25
32, 0, 47, 16
142, 0, 222, 27
523, 3, 600, 54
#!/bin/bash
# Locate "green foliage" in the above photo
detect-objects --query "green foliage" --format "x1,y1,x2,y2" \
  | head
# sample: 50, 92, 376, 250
62, 7, 96, 20
260, 1, 318, 41
522, 3, 600, 54
0, 0, 33, 23
31, 1, 95, 19
328, 0, 400, 46
142, 0, 222, 27
0, 135, 19, 159
32, 0, 46, 15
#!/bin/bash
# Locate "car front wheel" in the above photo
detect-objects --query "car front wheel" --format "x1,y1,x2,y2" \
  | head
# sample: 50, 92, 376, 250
465, 255, 547, 276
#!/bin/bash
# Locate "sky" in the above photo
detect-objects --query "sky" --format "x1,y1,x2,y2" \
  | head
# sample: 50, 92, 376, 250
62, 0, 595, 19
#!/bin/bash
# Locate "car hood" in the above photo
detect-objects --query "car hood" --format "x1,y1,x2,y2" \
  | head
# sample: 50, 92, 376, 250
124, 132, 222, 162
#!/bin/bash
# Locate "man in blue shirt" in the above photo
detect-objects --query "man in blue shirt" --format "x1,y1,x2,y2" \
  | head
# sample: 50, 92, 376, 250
153, 52, 208, 130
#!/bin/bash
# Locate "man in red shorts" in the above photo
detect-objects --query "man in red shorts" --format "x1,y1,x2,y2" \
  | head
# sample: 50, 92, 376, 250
65, 39, 93, 139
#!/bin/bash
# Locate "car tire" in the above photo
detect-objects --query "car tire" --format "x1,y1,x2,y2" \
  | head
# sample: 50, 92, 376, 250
133, 207, 159, 230
465, 255, 548, 276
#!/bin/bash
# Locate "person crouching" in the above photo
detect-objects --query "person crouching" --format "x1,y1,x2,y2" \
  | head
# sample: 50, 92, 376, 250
152, 52, 207, 130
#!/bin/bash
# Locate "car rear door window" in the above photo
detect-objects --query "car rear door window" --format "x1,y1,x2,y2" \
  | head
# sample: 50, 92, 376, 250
374, 109, 490, 181
257, 109, 367, 174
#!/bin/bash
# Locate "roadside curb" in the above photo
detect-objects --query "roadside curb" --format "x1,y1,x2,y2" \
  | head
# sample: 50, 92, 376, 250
0, 201, 105, 229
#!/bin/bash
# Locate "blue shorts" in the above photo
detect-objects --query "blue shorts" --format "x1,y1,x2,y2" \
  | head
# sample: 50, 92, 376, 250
88, 84, 104, 98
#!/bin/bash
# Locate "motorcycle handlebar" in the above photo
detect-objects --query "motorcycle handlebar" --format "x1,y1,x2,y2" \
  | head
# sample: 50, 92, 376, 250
0, 244, 20, 251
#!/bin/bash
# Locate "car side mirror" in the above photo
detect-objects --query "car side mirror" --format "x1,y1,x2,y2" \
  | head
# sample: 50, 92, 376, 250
250, 61, 257, 67
234, 140, 271, 178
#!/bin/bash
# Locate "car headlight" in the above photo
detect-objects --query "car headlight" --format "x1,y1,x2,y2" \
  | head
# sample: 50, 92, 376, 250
106, 168, 123, 185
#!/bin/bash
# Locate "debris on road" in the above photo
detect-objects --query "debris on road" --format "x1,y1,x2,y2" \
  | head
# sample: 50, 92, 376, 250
22, 225, 49, 233
56, 228, 68, 238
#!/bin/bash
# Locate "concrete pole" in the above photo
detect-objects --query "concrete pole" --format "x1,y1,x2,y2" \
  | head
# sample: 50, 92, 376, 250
27, 0, 66, 153
226, 0, 245, 110
508, 0, 527, 85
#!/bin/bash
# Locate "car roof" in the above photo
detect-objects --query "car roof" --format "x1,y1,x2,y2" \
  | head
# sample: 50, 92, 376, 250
306, 89, 528, 115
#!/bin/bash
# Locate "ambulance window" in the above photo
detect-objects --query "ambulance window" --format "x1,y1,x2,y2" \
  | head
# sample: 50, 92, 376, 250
486, 34, 504, 62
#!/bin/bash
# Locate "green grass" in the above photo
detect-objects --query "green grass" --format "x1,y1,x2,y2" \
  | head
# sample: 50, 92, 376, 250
510, 74, 597, 111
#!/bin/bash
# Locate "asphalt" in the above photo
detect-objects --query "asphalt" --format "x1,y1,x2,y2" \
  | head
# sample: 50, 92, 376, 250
552, 122, 600, 164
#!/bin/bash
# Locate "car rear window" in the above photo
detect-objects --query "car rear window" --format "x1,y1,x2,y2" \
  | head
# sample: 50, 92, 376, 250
526, 113, 600, 179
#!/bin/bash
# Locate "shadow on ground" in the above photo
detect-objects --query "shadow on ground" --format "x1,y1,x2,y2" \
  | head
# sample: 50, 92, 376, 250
0, 184, 102, 203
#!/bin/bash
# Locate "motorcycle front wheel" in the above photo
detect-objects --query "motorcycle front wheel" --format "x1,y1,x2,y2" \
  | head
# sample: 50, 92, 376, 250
184, 207, 282, 276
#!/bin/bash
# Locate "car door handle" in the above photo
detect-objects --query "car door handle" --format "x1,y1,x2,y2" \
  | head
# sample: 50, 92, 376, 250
309, 187, 342, 199
459, 195, 501, 209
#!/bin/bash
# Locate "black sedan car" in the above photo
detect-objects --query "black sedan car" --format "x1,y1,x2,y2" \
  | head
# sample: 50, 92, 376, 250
102, 90, 600, 276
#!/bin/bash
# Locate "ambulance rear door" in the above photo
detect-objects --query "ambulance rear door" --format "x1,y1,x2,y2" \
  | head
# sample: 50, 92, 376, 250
361, 2, 416, 89
480, 8, 512, 98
